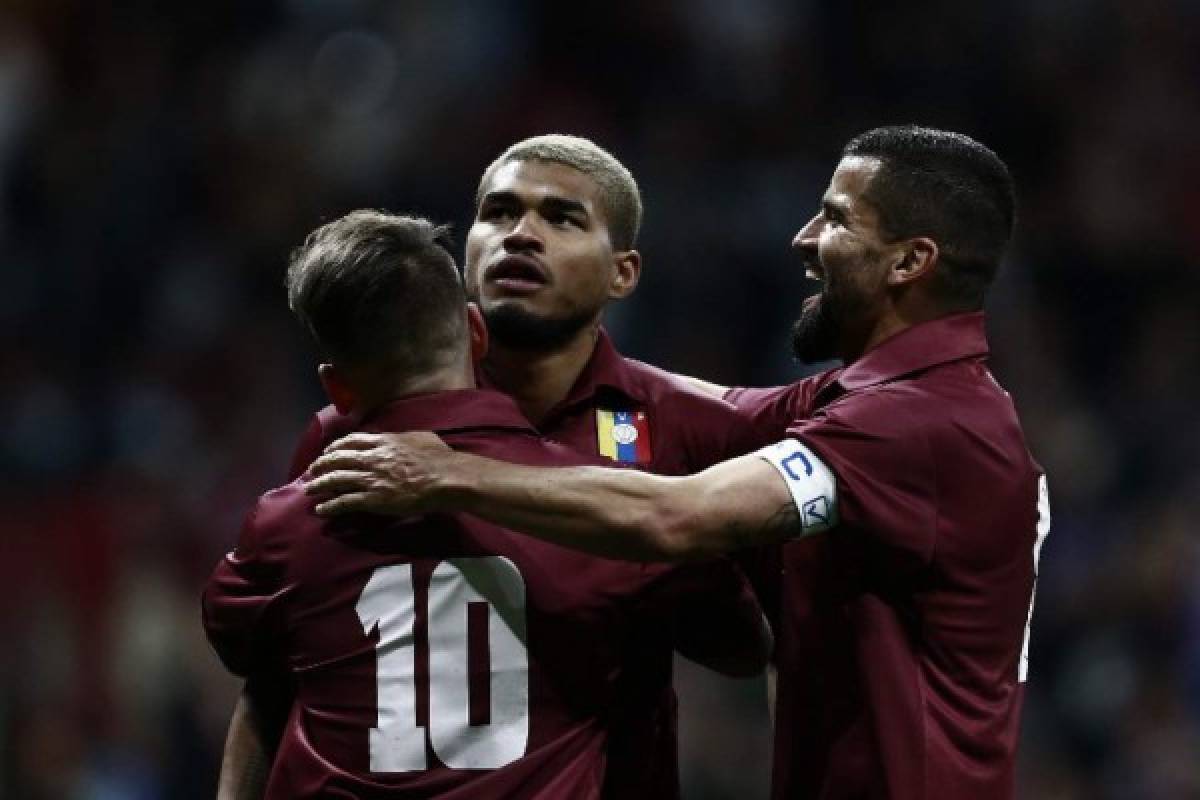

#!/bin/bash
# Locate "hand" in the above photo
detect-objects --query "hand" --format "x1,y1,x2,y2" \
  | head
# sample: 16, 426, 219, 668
305, 431, 455, 516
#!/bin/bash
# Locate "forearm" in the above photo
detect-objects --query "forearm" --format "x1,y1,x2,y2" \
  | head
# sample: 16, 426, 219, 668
442, 456, 699, 560
308, 434, 827, 558
439, 452, 796, 561
216, 679, 288, 800
217, 692, 272, 800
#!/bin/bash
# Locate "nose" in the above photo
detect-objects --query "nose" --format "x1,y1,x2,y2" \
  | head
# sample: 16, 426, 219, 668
792, 212, 821, 251
503, 212, 544, 253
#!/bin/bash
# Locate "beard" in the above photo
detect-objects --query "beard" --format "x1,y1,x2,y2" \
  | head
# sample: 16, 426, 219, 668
481, 302, 596, 352
791, 291, 842, 364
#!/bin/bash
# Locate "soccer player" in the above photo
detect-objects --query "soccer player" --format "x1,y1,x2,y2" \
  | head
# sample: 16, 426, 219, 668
203, 211, 768, 798
307, 126, 1050, 800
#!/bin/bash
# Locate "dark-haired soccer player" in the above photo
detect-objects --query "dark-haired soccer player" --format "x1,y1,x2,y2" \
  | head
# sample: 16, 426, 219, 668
203, 210, 767, 798
308, 126, 1051, 800
220, 135, 771, 800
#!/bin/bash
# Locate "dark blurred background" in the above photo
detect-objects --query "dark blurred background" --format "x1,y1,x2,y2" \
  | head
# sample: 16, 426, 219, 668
2, 1, 1198, 797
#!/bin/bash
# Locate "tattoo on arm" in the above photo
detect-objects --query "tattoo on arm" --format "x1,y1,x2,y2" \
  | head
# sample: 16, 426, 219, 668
725, 501, 801, 549
758, 501, 802, 543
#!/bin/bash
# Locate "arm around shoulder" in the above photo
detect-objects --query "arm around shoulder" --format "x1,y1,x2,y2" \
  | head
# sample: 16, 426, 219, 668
443, 443, 833, 561
307, 432, 837, 561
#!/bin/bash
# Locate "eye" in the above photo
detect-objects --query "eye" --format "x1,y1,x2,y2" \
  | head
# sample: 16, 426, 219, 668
544, 210, 584, 229
479, 203, 515, 222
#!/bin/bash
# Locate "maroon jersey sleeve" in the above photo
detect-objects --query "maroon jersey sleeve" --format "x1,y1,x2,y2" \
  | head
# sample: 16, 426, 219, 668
203, 495, 291, 678
786, 390, 938, 570
724, 372, 840, 450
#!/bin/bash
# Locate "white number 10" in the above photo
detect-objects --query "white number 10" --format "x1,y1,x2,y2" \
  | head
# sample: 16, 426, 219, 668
355, 557, 530, 772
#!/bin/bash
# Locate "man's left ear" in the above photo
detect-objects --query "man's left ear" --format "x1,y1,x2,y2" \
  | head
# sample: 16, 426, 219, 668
888, 238, 939, 286
609, 250, 641, 300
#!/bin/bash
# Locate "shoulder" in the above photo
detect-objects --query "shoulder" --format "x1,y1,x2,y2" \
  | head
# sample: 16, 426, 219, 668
445, 428, 604, 469
824, 381, 931, 432
288, 405, 358, 479
620, 356, 747, 422
791, 365, 1020, 482
826, 362, 1020, 445
236, 481, 320, 563
786, 382, 940, 490
297, 404, 356, 441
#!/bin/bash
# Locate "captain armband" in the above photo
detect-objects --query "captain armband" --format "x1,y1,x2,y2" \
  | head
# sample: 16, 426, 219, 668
755, 439, 839, 536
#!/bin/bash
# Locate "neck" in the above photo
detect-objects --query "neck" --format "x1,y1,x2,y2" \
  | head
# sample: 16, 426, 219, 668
355, 359, 476, 413
843, 299, 948, 363
482, 323, 600, 426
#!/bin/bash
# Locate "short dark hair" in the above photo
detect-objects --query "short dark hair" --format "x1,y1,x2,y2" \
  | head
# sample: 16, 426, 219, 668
285, 210, 465, 378
477, 134, 643, 250
844, 125, 1016, 309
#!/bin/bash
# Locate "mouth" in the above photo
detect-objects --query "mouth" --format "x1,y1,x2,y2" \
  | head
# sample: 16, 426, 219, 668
799, 248, 824, 282
485, 255, 550, 294
802, 255, 824, 282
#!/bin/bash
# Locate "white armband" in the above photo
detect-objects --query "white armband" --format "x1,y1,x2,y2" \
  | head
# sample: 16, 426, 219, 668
756, 438, 838, 536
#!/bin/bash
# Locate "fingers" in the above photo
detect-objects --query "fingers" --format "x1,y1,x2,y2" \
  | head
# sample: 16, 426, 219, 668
306, 469, 375, 497
322, 433, 385, 454
313, 492, 390, 516
309, 450, 379, 477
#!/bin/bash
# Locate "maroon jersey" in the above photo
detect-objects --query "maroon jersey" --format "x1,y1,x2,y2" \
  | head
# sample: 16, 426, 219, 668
205, 389, 745, 799
286, 330, 765, 799
744, 313, 1047, 800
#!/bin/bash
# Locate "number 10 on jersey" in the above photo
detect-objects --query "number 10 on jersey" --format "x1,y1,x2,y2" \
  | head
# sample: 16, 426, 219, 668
355, 557, 530, 772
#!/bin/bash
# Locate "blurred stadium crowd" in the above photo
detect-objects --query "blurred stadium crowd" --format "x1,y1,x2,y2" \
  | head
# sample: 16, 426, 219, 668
1, 1, 1197, 798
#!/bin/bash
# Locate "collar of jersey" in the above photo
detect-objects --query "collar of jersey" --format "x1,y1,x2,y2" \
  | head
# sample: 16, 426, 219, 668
550, 327, 644, 413
473, 328, 643, 422
828, 311, 991, 396
359, 389, 538, 436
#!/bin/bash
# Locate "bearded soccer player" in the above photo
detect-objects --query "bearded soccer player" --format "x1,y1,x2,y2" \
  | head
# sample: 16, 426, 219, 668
309, 127, 1050, 800
203, 211, 769, 799
217, 137, 770, 798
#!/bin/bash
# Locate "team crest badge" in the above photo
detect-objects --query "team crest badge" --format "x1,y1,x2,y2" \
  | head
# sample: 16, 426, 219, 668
596, 409, 652, 464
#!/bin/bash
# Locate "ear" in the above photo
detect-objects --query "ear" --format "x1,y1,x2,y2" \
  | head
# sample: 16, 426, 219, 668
609, 249, 641, 300
466, 302, 489, 364
318, 363, 359, 414
887, 237, 939, 287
